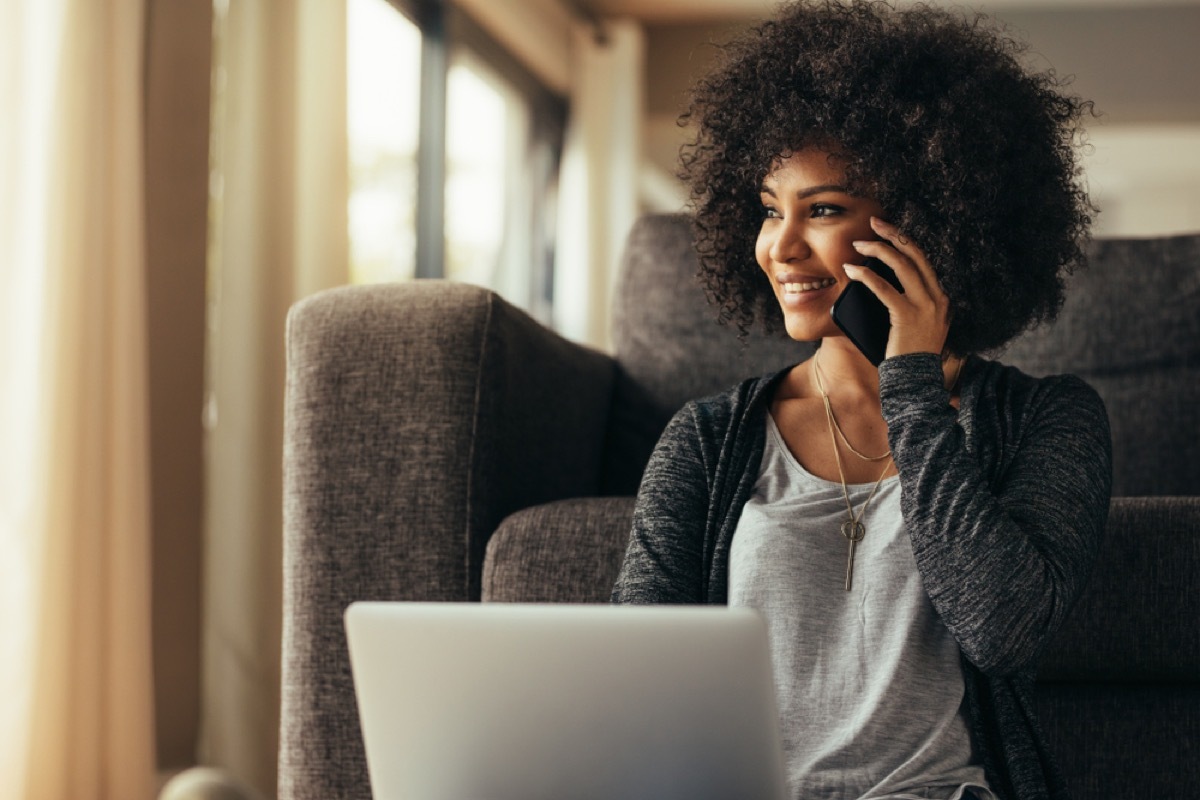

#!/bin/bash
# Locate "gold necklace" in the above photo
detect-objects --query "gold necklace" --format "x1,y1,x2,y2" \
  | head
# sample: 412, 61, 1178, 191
811, 354, 892, 591
821, 396, 892, 592
811, 354, 891, 462
812, 352, 967, 461
811, 350, 963, 590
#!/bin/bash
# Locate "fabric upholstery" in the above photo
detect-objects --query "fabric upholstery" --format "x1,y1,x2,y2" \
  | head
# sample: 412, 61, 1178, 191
1039, 497, 1200, 681
280, 282, 614, 800
1001, 234, 1200, 496
1036, 683, 1200, 800
483, 498, 635, 603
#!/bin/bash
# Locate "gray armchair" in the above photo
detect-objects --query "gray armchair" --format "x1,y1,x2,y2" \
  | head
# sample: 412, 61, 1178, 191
279, 215, 1199, 800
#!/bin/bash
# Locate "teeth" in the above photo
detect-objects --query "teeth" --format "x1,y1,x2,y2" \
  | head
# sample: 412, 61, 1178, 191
782, 278, 835, 293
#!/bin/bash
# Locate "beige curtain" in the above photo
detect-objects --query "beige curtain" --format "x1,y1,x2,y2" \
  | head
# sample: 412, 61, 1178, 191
0, 0, 156, 798
202, 0, 349, 796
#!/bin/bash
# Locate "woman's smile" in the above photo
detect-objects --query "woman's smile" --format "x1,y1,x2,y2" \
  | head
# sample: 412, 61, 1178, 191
777, 275, 837, 304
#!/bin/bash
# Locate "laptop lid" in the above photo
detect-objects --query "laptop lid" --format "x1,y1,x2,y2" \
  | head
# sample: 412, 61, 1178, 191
345, 602, 787, 800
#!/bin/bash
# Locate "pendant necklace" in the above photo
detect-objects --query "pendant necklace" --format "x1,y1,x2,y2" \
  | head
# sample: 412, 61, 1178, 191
811, 354, 893, 591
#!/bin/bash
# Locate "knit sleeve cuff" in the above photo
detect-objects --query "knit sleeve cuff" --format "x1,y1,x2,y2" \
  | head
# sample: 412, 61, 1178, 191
878, 352, 951, 423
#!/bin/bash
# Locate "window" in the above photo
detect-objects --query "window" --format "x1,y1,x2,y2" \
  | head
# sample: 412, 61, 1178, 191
347, 0, 565, 325
444, 52, 514, 292
347, 0, 421, 285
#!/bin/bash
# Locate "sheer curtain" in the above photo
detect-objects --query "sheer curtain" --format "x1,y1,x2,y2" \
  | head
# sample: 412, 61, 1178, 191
0, 0, 156, 797
203, 0, 349, 795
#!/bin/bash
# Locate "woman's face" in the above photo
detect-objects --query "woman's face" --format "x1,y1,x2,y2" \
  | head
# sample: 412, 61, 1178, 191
756, 148, 887, 342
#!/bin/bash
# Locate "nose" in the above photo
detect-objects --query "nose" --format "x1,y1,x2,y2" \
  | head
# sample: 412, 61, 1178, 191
768, 218, 810, 264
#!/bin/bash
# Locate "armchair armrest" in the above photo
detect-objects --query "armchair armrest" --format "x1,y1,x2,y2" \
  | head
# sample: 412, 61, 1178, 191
279, 282, 615, 800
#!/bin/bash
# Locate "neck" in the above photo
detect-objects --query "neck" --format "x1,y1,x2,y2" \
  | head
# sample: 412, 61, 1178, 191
813, 339, 883, 400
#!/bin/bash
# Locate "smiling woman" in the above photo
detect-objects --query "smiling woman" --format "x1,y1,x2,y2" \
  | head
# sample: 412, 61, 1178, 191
612, 4, 1112, 800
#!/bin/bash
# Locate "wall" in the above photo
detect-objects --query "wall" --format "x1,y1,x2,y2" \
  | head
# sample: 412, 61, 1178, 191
999, 5, 1200, 236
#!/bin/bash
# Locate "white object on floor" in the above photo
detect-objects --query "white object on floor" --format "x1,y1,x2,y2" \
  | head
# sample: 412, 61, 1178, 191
158, 767, 261, 800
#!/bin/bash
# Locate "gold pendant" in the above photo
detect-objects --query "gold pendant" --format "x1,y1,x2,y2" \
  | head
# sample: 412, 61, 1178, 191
841, 519, 865, 591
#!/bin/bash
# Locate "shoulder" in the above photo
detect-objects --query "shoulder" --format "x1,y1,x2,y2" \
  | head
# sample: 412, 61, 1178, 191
964, 357, 1111, 462
666, 367, 791, 442
966, 357, 1107, 421
648, 368, 790, 486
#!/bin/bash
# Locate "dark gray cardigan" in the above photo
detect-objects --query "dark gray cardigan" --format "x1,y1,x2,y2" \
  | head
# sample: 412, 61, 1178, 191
612, 352, 1112, 800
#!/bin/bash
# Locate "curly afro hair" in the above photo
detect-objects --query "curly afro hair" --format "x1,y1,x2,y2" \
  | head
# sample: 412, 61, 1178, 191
680, 0, 1096, 355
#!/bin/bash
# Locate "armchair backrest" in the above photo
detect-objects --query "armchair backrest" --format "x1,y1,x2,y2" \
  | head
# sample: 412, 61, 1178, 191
1001, 233, 1200, 495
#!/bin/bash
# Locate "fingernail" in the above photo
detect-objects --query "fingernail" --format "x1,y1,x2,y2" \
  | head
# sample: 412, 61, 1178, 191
844, 263, 863, 275
851, 241, 868, 251
871, 216, 892, 230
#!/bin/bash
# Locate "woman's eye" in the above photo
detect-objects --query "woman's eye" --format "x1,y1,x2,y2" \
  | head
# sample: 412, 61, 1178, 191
763, 206, 781, 219
811, 203, 845, 218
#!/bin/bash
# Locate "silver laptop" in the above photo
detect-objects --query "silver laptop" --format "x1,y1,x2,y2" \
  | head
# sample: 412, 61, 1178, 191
345, 602, 787, 800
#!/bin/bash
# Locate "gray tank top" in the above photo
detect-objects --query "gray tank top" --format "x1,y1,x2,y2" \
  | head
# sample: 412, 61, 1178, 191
729, 412, 994, 800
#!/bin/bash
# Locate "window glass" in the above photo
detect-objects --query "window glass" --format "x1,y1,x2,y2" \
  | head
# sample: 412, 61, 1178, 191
444, 52, 526, 299
347, 0, 421, 285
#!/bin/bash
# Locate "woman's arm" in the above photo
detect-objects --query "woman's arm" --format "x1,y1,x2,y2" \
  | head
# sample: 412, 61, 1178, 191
611, 403, 713, 605
881, 353, 1113, 677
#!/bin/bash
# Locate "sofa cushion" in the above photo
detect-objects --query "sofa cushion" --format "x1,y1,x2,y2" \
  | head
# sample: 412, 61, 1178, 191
1036, 683, 1200, 800
483, 497, 1198, 800
483, 498, 635, 603
1039, 497, 1200, 682
281, 284, 616, 800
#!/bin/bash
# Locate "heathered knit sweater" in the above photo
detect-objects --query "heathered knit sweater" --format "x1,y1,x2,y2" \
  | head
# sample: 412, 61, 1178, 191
612, 352, 1112, 800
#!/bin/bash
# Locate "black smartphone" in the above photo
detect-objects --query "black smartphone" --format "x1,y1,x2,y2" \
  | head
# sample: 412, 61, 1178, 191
830, 255, 904, 366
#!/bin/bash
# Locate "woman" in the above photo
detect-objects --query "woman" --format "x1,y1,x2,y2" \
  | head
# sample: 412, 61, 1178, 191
611, 3, 1113, 799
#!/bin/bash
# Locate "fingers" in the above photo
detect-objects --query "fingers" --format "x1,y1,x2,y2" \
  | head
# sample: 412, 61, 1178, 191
845, 218, 952, 359
843, 262, 902, 303
863, 216, 941, 298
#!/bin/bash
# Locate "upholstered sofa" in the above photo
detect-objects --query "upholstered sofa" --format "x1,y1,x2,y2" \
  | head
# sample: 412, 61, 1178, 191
279, 214, 1199, 800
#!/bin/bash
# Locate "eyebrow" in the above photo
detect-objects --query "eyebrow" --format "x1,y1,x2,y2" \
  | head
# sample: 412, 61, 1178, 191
760, 183, 851, 199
